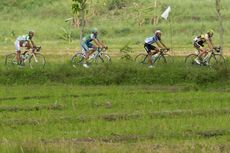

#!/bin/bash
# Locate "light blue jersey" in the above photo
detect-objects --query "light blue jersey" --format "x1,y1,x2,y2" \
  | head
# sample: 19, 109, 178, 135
145, 35, 161, 44
16, 34, 30, 41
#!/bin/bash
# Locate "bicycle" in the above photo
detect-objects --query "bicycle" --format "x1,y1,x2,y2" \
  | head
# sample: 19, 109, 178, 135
185, 46, 225, 67
71, 47, 111, 67
135, 48, 173, 65
5, 46, 46, 69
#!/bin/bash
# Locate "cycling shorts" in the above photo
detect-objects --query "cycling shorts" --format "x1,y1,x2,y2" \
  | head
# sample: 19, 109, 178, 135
81, 41, 93, 52
144, 43, 156, 53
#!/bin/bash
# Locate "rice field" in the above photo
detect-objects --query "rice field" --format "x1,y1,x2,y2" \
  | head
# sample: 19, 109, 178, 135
0, 85, 230, 153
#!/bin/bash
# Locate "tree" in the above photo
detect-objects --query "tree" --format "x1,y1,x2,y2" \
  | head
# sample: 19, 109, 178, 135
215, 0, 224, 53
72, 0, 88, 40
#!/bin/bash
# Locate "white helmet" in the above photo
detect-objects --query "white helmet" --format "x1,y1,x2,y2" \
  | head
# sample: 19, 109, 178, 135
155, 30, 162, 35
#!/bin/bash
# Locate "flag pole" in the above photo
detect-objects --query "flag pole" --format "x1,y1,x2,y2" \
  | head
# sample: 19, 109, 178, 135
169, 16, 173, 50
161, 6, 172, 49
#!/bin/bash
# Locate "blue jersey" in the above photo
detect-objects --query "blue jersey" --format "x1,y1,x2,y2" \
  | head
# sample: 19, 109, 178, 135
144, 35, 161, 44
82, 33, 97, 44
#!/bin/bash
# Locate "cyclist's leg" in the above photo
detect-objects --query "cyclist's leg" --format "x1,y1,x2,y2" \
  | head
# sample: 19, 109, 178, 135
80, 42, 89, 65
144, 43, 155, 65
193, 42, 204, 64
86, 45, 97, 59
15, 40, 21, 64
82, 42, 96, 64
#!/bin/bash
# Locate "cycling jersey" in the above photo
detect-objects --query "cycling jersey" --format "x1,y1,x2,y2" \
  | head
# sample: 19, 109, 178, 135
82, 33, 97, 44
193, 34, 210, 49
81, 33, 97, 52
15, 34, 32, 51
144, 35, 161, 44
16, 34, 31, 41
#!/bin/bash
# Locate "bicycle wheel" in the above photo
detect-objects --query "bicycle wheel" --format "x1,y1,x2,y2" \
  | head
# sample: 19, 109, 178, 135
29, 53, 46, 69
5, 53, 17, 68
71, 53, 84, 67
135, 53, 148, 64
185, 54, 198, 66
96, 53, 111, 64
209, 54, 225, 66
164, 53, 174, 64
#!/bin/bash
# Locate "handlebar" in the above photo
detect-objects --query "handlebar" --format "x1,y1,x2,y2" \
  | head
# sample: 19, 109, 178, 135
32, 46, 42, 52
159, 48, 170, 52
97, 46, 108, 52
209, 46, 221, 53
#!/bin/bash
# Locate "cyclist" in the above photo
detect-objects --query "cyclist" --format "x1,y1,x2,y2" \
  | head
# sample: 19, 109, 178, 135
193, 30, 215, 64
15, 31, 36, 65
81, 28, 107, 68
144, 30, 169, 68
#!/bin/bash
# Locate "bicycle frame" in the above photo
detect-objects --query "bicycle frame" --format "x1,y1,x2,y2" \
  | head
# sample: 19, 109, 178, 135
21, 47, 41, 64
201, 47, 222, 63
153, 49, 168, 62
185, 46, 224, 66
80, 48, 106, 61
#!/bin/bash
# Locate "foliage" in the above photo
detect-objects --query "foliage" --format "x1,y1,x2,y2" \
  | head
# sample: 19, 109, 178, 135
59, 27, 73, 43
106, 0, 127, 10
72, 0, 88, 14
72, 0, 88, 40
119, 42, 133, 61
1, 0, 230, 48
0, 60, 230, 86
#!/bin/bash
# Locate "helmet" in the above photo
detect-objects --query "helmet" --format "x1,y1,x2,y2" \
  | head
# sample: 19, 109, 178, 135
28, 31, 35, 37
207, 29, 214, 37
92, 28, 98, 33
28, 31, 34, 35
155, 30, 162, 35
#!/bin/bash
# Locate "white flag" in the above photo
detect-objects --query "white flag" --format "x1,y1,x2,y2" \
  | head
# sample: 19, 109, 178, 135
161, 6, 171, 20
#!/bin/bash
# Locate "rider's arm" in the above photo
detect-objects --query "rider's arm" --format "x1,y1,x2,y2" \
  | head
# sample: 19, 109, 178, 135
97, 39, 106, 48
206, 39, 214, 50
159, 40, 168, 49
156, 41, 167, 49
93, 38, 103, 48
30, 40, 36, 48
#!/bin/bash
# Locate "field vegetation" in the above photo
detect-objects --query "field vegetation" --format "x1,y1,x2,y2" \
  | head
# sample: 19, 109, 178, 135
0, 0, 230, 51
1, 0, 230, 152
1, 85, 230, 152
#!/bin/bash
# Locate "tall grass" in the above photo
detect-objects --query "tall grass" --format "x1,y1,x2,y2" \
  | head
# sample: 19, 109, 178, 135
0, 0, 230, 50
0, 59, 229, 86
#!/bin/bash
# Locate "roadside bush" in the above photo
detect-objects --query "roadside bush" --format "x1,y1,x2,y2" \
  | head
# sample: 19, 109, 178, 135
114, 27, 131, 36
107, 0, 127, 10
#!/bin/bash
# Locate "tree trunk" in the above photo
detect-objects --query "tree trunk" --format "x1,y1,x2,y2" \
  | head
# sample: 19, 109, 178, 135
80, 11, 85, 41
216, 0, 224, 53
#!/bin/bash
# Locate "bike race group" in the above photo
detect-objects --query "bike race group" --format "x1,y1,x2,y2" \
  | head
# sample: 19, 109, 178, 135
11, 27, 222, 69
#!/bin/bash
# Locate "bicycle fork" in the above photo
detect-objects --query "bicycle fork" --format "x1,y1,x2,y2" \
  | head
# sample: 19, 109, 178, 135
32, 53, 38, 63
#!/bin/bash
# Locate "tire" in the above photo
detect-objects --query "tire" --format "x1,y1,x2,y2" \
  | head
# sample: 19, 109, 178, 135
209, 54, 225, 66
153, 54, 166, 64
5, 53, 17, 68
71, 53, 84, 67
135, 53, 148, 64
96, 53, 111, 64
29, 53, 46, 69
185, 54, 198, 66
163, 53, 174, 64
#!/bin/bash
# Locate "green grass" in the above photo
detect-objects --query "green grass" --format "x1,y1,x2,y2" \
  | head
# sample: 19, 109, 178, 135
0, 85, 230, 152
1, 1, 230, 152
0, 0, 230, 51
0, 58, 230, 87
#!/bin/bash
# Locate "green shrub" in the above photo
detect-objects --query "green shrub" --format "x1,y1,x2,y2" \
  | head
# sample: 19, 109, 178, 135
107, 0, 127, 10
